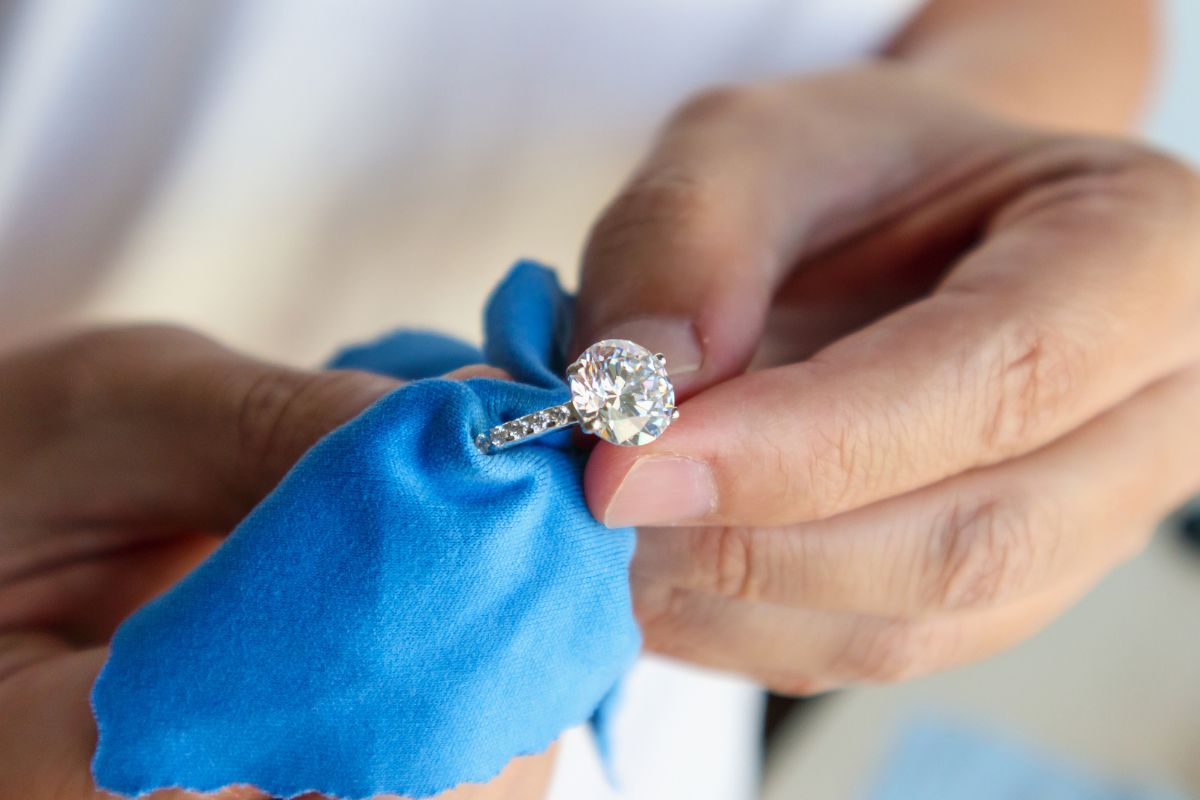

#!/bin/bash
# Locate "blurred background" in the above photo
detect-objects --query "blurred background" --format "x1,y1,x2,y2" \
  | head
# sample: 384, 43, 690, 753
0, 0, 1197, 798
765, 4, 1200, 795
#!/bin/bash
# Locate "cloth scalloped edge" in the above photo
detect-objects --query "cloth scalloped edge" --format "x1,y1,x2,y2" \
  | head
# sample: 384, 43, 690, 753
91, 262, 641, 799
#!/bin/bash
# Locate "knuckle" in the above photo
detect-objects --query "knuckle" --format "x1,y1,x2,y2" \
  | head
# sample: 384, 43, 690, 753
997, 140, 1200, 290
927, 494, 1040, 611
988, 137, 1200, 265
1121, 149, 1200, 282
805, 425, 861, 518
586, 87, 781, 270
233, 368, 320, 481
670, 83, 775, 128
1152, 154, 1200, 220
587, 170, 719, 260
49, 323, 184, 367
233, 366, 392, 500
836, 619, 943, 684
692, 526, 757, 601
796, 394, 880, 520
1078, 139, 1198, 197
44, 324, 211, 421
1008, 138, 1184, 210
978, 319, 1081, 455
54, 324, 211, 367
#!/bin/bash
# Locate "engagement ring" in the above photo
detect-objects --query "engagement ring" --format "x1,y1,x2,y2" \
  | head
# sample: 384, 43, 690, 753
475, 339, 679, 453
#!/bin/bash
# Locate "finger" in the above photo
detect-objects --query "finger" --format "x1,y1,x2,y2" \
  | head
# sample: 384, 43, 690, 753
0, 332, 505, 642
570, 70, 1029, 395
636, 573, 1094, 694
0, 532, 222, 645
632, 365, 1200, 617
0, 325, 400, 533
0, 647, 272, 799
588, 141, 1200, 527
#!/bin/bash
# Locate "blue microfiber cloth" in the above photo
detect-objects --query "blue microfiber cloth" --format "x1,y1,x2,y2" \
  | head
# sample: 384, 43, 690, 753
90, 262, 642, 799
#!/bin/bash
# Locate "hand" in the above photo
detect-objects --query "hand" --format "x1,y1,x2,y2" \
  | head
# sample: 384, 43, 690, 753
0, 327, 550, 799
573, 66, 1200, 693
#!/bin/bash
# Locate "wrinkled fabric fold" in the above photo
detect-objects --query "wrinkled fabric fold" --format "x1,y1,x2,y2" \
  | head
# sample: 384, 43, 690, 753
91, 261, 640, 799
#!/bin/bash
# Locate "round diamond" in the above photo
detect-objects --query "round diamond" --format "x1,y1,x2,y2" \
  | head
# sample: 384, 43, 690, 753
567, 339, 676, 446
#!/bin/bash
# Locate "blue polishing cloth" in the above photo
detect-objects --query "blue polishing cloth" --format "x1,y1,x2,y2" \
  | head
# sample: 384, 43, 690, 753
91, 262, 642, 799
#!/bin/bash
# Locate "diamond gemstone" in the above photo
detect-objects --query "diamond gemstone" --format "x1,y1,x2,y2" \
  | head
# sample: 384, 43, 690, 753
567, 339, 676, 446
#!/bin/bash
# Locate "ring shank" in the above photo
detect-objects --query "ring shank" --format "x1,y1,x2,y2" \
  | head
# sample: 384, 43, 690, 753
475, 401, 578, 453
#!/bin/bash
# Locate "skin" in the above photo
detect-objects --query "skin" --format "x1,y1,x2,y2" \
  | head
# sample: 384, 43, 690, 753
573, 0, 1200, 693
0, 0, 1176, 796
0, 327, 550, 798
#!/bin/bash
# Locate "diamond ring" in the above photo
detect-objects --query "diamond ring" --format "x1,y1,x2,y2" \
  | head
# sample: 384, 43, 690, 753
475, 339, 679, 454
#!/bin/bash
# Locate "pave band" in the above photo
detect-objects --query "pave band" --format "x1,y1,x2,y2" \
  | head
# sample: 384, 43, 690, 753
475, 402, 578, 453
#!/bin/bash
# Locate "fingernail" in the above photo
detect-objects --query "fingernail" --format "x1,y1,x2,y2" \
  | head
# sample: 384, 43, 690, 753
599, 316, 703, 380
603, 456, 716, 528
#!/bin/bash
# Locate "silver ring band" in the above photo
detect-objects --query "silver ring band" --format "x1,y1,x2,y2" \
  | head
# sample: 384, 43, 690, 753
475, 401, 578, 453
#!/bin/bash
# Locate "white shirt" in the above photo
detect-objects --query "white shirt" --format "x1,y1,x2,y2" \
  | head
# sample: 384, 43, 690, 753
0, 2, 922, 797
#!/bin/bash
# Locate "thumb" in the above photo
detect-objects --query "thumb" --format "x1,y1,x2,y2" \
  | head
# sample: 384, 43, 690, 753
570, 69, 1016, 395
571, 86, 784, 396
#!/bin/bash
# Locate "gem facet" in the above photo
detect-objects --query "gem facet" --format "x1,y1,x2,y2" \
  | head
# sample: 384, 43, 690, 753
567, 339, 676, 446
